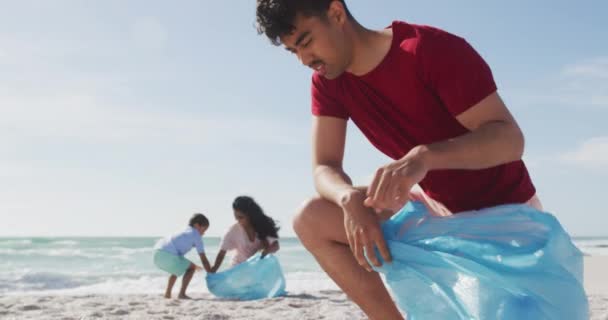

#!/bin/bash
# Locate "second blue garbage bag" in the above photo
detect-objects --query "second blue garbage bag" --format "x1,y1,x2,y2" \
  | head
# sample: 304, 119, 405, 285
371, 201, 588, 320
206, 253, 286, 300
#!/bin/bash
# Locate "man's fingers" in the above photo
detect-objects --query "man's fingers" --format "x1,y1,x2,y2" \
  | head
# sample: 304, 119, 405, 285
374, 233, 392, 263
389, 181, 413, 211
392, 174, 404, 201
346, 228, 355, 253
365, 241, 381, 267
374, 171, 392, 210
354, 231, 373, 272
367, 168, 382, 199
384, 171, 402, 209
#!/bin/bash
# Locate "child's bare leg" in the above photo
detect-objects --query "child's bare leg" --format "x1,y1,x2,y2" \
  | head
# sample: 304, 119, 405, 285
165, 275, 177, 298
178, 264, 196, 299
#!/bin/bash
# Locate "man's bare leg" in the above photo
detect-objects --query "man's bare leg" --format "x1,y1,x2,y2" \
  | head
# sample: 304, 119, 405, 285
165, 275, 177, 298
293, 196, 404, 320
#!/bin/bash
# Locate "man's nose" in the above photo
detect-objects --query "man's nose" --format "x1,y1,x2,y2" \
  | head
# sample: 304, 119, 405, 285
297, 50, 313, 67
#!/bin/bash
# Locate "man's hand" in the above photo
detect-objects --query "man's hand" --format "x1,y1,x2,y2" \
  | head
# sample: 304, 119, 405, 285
341, 190, 392, 272
364, 146, 430, 213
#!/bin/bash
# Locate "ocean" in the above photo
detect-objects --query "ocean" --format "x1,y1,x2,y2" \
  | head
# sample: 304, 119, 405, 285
0, 237, 336, 295
1, 236, 606, 295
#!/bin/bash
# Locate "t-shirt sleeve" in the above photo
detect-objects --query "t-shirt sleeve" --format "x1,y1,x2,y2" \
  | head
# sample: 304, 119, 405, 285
311, 73, 349, 119
219, 225, 237, 251
417, 33, 497, 116
193, 233, 205, 254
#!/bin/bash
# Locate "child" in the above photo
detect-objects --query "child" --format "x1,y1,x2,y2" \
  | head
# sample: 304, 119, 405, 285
211, 196, 280, 272
153, 213, 213, 299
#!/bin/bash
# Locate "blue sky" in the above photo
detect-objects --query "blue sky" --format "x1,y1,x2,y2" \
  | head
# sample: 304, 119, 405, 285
1, 1, 606, 237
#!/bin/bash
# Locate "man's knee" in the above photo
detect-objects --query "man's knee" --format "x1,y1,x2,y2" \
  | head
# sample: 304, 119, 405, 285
293, 197, 331, 239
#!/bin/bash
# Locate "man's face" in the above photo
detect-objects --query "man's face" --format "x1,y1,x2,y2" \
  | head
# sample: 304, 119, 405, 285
280, 9, 352, 80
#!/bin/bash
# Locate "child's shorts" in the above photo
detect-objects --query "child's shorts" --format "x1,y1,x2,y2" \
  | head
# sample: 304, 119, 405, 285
153, 250, 192, 276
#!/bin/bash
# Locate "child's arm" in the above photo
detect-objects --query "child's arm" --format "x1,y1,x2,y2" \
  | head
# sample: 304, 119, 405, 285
199, 253, 213, 273
210, 250, 227, 273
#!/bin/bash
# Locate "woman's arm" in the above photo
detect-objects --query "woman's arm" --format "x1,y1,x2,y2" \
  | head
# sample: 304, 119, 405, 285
261, 240, 280, 258
210, 250, 227, 273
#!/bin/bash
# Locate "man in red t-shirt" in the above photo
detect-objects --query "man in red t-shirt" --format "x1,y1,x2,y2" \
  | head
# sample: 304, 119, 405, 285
257, 1, 541, 318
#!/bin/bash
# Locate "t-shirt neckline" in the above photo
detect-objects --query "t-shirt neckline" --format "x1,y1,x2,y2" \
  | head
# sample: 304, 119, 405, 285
346, 20, 400, 79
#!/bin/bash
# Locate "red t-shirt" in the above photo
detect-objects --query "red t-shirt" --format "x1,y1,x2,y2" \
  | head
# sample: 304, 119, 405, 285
311, 21, 535, 213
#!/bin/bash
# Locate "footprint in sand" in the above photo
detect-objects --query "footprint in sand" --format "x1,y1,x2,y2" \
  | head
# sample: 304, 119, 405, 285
148, 310, 169, 315
319, 290, 341, 295
329, 299, 348, 304
84, 302, 103, 308
285, 293, 320, 300
109, 309, 130, 316
20, 305, 41, 311
202, 314, 230, 320
241, 305, 261, 310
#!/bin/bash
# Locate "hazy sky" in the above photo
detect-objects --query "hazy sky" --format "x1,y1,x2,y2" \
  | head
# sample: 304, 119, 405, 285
1, 1, 607, 237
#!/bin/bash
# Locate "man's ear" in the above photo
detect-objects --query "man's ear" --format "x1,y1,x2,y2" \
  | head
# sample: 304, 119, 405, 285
327, 1, 347, 25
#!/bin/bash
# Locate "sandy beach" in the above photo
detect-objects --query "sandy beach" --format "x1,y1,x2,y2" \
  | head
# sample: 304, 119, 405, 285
0, 256, 605, 320
0, 290, 366, 320
586, 256, 608, 320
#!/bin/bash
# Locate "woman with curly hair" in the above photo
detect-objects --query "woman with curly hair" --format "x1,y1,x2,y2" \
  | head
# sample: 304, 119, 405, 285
210, 196, 280, 271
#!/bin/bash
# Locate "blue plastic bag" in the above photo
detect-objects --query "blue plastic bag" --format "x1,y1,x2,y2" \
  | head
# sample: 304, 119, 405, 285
206, 253, 286, 300
370, 201, 588, 320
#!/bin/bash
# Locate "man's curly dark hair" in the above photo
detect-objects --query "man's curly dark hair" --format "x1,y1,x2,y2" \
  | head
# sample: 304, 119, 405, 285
256, 0, 351, 46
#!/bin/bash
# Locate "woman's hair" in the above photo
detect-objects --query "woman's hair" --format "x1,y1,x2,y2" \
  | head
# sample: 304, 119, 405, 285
233, 196, 279, 239
189, 213, 209, 227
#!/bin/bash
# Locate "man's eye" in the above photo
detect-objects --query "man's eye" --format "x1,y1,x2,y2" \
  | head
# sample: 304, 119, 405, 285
302, 38, 312, 48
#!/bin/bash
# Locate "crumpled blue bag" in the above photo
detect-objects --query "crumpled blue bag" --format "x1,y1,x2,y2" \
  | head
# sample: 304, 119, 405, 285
206, 253, 286, 300
370, 201, 588, 320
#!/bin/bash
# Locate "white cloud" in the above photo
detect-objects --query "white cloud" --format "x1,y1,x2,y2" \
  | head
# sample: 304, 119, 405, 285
0, 91, 305, 146
562, 57, 608, 79
0, 33, 126, 70
560, 136, 608, 168
0, 27, 304, 148
554, 57, 608, 108
515, 57, 608, 109
0, 17, 306, 148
